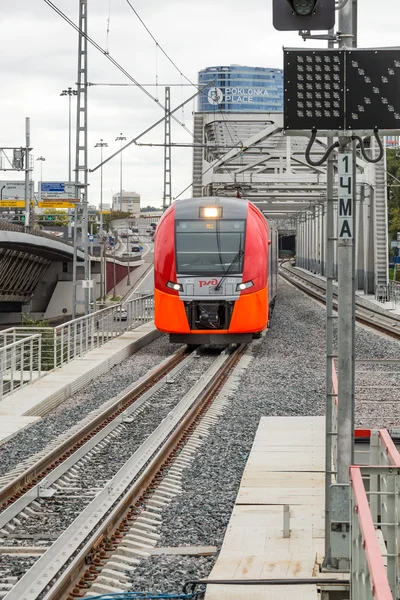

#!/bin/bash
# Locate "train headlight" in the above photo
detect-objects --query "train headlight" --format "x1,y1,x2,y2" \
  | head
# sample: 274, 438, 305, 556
199, 206, 223, 219
236, 280, 254, 291
166, 281, 183, 292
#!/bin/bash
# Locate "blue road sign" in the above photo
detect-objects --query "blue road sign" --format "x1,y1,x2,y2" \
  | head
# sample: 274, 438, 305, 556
109, 240, 114, 247
139, 246, 143, 251
89, 235, 94, 242
41, 182, 65, 193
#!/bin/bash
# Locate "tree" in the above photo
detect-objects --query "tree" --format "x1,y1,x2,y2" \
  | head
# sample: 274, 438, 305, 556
37, 209, 69, 227
140, 205, 160, 212
103, 210, 131, 228
389, 207, 400, 240
386, 149, 400, 238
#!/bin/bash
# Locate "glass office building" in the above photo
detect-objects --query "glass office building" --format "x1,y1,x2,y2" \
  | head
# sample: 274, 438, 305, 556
198, 65, 283, 113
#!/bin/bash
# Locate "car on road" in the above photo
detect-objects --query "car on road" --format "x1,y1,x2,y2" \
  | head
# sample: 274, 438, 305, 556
114, 307, 127, 321
131, 244, 141, 252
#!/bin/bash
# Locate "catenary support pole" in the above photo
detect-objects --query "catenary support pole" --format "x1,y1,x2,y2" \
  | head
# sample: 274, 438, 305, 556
324, 132, 335, 566
337, 0, 356, 485
24, 118, 30, 229
163, 86, 172, 211
73, 0, 89, 318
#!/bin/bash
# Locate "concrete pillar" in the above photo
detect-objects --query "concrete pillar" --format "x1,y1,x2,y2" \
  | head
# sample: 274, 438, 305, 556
333, 200, 338, 281
365, 185, 375, 294
356, 185, 365, 290
373, 137, 389, 290
321, 204, 326, 276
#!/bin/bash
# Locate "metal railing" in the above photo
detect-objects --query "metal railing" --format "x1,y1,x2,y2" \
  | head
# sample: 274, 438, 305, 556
0, 218, 74, 247
0, 294, 154, 399
350, 430, 400, 600
0, 334, 41, 401
350, 466, 393, 600
387, 280, 400, 309
54, 294, 153, 368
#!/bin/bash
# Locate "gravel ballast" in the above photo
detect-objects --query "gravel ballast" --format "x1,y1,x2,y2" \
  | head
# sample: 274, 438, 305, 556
0, 335, 181, 476
124, 277, 400, 594
2, 276, 399, 596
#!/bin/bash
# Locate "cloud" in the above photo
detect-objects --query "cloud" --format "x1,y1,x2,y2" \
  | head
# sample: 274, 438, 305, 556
1, 0, 399, 208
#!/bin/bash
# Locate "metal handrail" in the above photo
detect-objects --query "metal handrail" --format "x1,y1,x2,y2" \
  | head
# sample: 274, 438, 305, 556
378, 429, 400, 467
0, 334, 42, 401
0, 218, 74, 247
0, 294, 154, 396
350, 466, 393, 600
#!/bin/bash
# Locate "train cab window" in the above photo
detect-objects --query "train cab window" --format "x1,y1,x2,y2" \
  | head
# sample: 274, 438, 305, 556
175, 219, 245, 275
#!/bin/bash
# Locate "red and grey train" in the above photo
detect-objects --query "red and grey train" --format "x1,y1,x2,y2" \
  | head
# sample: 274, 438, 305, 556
154, 196, 278, 345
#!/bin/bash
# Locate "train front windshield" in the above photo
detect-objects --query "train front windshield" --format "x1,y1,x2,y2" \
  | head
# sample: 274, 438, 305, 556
175, 219, 245, 275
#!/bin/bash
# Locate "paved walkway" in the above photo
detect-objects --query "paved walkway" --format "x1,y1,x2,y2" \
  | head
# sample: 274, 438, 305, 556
205, 416, 346, 600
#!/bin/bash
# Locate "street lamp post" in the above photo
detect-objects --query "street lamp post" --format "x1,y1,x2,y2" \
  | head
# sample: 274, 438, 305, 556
36, 156, 45, 184
60, 87, 78, 182
95, 139, 108, 302
115, 133, 126, 211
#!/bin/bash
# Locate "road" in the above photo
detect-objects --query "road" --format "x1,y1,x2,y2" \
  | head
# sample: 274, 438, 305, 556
124, 240, 154, 302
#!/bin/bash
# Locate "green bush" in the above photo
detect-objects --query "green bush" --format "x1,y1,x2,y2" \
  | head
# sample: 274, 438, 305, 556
21, 315, 55, 371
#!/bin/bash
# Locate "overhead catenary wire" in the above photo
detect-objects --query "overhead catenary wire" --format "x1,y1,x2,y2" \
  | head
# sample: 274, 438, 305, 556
105, 0, 112, 54
124, 0, 201, 92
123, 0, 246, 166
43, 0, 200, 143
173, 139, 249, 201
90, 84, 214, 172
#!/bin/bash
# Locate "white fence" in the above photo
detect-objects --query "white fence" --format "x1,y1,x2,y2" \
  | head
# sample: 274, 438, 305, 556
0, 334, 42, 400
0, 294, 154, 400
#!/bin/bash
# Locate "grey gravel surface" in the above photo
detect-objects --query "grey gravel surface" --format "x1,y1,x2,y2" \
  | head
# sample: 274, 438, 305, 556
0, 555, 38, 579
0, 352, 218, 547
289, 263, 400, 322
0, 335, 182, 477
125, 277, 400, 594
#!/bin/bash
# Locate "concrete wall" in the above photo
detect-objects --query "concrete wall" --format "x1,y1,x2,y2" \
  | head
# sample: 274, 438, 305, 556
44, 281, 93, 319
29, 261, 66, 313
105, 262, 141, 294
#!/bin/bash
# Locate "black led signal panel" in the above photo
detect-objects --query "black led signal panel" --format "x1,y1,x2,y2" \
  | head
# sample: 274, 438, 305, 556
284, 48, 400, 132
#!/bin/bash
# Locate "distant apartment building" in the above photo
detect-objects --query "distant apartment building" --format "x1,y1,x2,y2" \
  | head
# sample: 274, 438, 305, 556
112, 191, 140, 215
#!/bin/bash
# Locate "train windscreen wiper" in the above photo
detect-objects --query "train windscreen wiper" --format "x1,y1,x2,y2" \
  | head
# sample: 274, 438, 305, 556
214, 248, 244, 291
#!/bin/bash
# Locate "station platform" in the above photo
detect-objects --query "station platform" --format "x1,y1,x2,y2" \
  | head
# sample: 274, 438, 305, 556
205, 416, 346, 600
0, 322, 160, 446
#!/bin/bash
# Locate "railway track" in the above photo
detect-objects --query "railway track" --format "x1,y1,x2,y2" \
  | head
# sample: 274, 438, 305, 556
279, 262, 400, 339
0, 343, 247, 599
0, 346, 189, 511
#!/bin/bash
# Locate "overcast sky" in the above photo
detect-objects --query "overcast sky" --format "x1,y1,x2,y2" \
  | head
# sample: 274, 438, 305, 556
0, 0, 399, 209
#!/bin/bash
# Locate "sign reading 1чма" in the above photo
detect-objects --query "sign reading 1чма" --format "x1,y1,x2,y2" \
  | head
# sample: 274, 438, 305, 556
338, 153, 353, 240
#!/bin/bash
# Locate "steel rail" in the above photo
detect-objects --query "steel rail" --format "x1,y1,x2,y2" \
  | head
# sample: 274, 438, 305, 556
0, 347, 196, 531
4, 343, 247, 600
0, 345, 188, 511
279, 264, 400, 339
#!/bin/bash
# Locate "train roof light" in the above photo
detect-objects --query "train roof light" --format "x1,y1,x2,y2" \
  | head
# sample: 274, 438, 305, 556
199, 206, 222, 219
